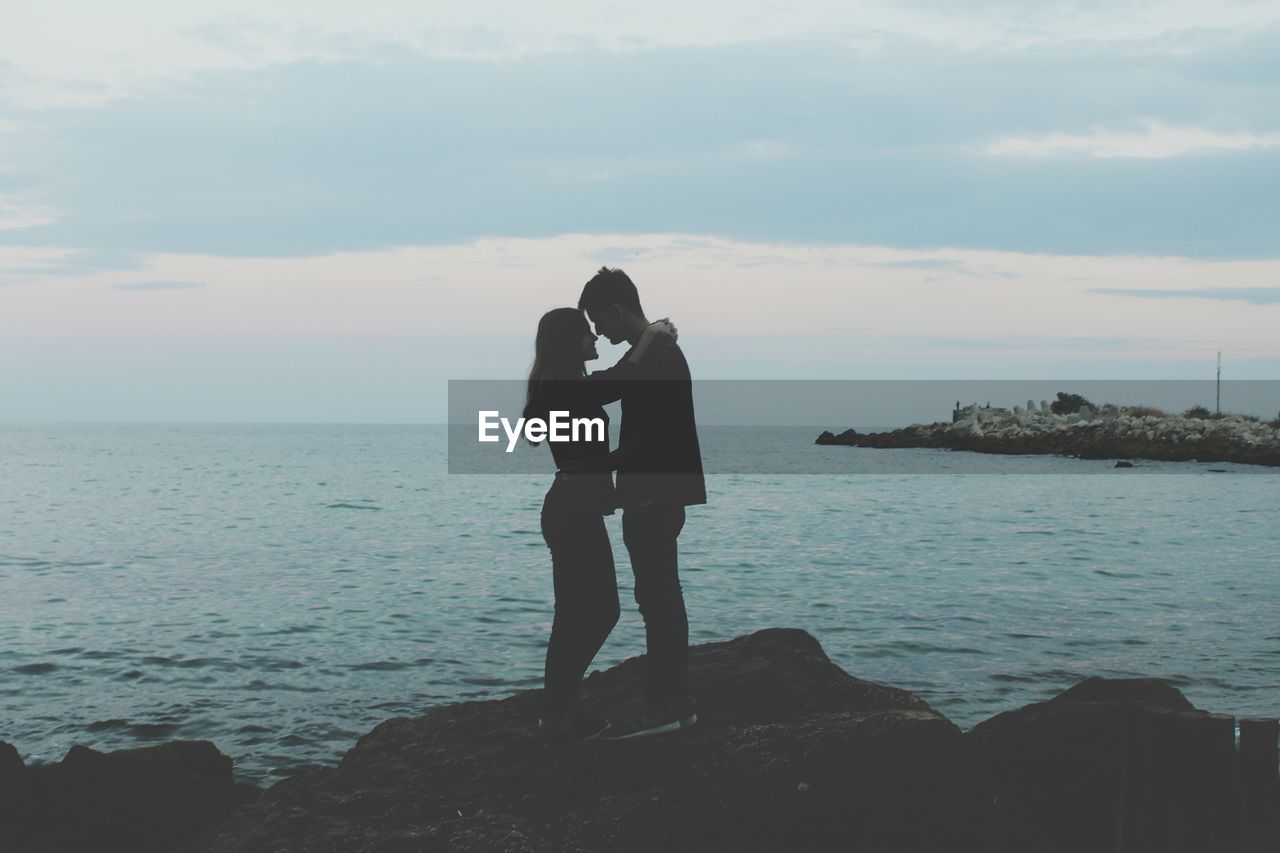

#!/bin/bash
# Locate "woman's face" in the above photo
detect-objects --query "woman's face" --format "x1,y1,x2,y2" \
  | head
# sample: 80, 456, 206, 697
580, 328, 599, 362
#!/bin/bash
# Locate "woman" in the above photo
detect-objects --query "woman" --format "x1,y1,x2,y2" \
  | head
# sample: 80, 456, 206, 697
523, 307, 673, 743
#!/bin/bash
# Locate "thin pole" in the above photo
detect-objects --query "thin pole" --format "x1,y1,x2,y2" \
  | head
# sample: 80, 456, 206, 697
1216, 351, 1221, 416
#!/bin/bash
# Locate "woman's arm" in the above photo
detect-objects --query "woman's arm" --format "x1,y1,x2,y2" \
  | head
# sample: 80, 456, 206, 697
627, 318, 677, 364
580, 318, 679, 406
560, 320, 680, 474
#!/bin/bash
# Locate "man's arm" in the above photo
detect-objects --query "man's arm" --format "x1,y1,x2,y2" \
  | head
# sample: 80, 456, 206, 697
582, 319, 677, 405
562, 325, 682, 474
572, 339, 687, 473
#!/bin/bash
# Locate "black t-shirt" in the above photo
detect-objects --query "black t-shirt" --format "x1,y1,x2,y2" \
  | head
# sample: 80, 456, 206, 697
588, 338, 707, 508
526, 378, 617, 515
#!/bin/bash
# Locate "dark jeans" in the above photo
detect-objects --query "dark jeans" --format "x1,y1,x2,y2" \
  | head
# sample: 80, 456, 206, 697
621, 502, 688, 705
540, 489, 620, 714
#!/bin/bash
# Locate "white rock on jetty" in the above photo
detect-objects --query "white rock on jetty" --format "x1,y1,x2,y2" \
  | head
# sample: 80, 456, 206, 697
940, 404, 1280, 459
822, 404, 1280, 467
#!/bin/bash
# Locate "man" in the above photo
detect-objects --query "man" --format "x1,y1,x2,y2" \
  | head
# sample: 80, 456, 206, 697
576, 266, 705, 739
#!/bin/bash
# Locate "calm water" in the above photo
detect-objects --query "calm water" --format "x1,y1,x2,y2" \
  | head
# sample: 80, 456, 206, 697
1, 424, 1277, 782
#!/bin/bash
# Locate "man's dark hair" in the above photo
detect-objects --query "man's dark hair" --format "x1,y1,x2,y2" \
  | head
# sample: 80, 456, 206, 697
578, 267, 644, 316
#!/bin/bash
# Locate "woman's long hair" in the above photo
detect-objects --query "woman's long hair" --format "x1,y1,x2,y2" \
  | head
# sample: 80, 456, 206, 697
523, 307, 589, 423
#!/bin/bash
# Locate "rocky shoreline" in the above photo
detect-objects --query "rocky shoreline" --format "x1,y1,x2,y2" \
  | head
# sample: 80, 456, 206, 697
3, 629, 1277, 852
817, 400, 1280, 467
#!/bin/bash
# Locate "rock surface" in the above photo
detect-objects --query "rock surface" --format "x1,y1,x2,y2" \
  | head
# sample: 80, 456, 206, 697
6, 631, 1278, 852
0, 738, 259, 853
200, 628, 992, 852
818, 404, 1280, 467
967, 677, 1227, 853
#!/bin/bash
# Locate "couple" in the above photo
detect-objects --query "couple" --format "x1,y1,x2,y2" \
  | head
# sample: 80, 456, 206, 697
523, 267, 705, 744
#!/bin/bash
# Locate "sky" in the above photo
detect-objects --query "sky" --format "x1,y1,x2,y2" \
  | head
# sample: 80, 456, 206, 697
2, 1, 1278, 422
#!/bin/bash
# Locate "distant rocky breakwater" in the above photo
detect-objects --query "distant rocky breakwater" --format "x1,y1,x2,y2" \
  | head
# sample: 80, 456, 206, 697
3, 629, 1278, 852
818, 400, 1280, 467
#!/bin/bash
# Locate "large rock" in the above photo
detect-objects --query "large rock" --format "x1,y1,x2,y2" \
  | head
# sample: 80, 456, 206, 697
2, 739, 258, 853
967, 677, 1250, 853
814, 428, 860, 446
1, 741, 40, 850
9, 641, 1278, 851
202, 629, 992, 852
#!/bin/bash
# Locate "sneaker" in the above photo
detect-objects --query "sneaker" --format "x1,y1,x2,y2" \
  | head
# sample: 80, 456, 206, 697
538, 710, 611, 746
601, 696, 698, 741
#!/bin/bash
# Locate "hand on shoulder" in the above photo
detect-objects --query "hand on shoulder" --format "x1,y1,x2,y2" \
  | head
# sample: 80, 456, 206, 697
647, 318, 678, 341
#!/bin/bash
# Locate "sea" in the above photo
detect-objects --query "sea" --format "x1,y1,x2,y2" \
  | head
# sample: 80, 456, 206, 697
2, 424, 1277, 783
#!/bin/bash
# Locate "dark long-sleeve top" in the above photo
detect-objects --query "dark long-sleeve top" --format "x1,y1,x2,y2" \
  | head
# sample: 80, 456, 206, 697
526, 378, 617, 515
588, 338, 707, 508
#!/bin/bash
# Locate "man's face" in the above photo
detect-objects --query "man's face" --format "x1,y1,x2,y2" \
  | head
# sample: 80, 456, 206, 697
585, 305, 626, 345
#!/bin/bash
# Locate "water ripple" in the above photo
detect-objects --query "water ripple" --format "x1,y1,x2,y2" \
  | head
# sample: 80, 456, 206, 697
3, 424, 1277, 784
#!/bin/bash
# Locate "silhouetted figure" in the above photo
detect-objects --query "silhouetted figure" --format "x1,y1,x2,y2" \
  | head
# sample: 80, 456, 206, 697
575, 267, 706, 740
524, 308, 673, 745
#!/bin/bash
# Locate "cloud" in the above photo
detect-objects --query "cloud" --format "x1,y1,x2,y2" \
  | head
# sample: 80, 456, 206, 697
110, 280, 205, 291
0, 30, 1277, 258
0, 204, 56, 230
1092, 287, 1280, 305
984, 121, 1280, 159
5, 233, 1280, 423
869, 258, 965, 271
901, 334, 1142, 350
4, 249, 142, 277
